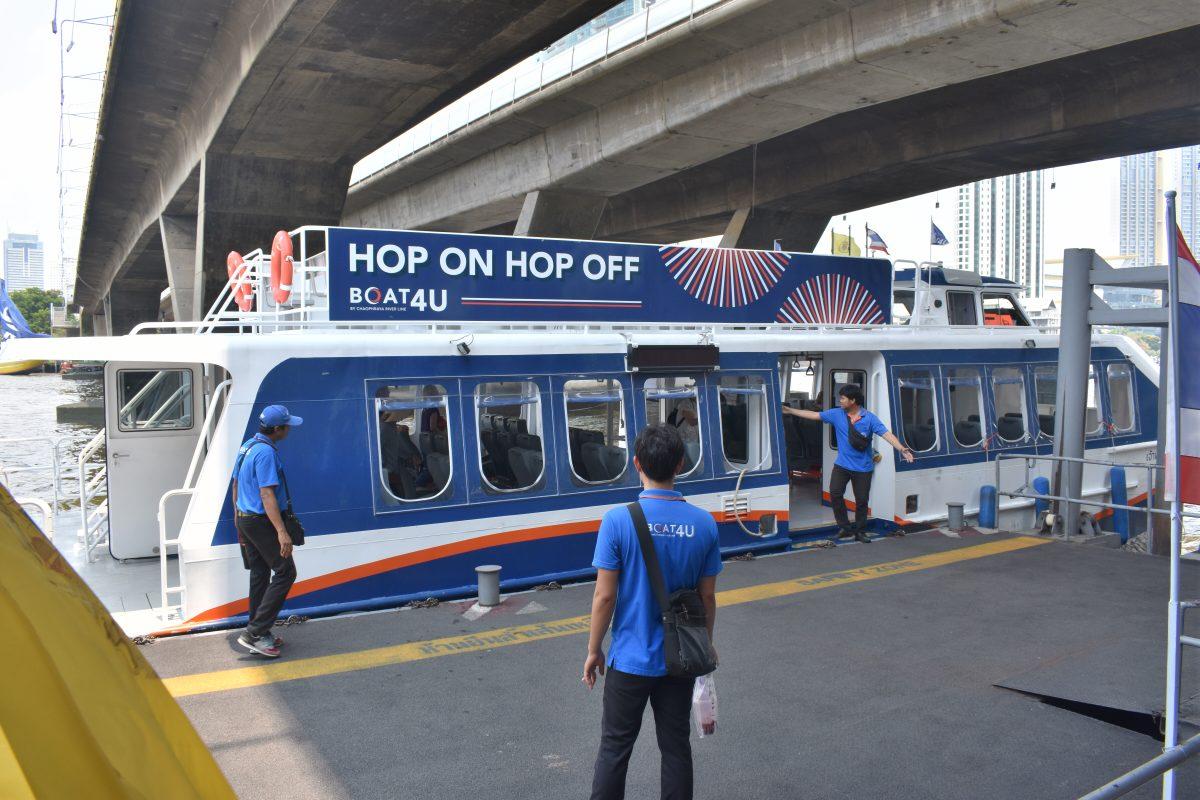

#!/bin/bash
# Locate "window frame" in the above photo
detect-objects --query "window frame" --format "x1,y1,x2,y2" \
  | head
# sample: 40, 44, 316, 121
827, 369, 867, 450
115, 368, 195, 433
989, 366, 1030, 445
716, 373, 773, 474
945, 367, 987, 450
1033, 365, 1058, 440
945, 290, 979, 326
563, 377, 629, 486
641, 375, 704, 480
1104, 361, 1138, 434
474, 380, 546, 494
1085, 364, 1105, 437
893, 366, 940, 454
374, 385, 454, 505
980, 292, 1030, 326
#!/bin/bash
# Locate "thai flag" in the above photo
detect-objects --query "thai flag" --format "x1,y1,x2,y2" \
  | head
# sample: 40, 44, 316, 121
866, 227, 889, 255
1173, 227, 1200, 503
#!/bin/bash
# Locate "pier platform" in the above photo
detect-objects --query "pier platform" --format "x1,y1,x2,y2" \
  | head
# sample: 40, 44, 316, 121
142, 531, 1200, 799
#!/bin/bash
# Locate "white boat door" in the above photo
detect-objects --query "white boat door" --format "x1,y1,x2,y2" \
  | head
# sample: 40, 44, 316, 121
103, 362, 204, 559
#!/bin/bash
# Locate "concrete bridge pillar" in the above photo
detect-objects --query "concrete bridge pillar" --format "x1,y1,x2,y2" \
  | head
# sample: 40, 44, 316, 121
108, 290, 162, 336
513, 189, 607, 238
196, 153, 352, 312
720, 207, 828, 252
159, 215, 199, 322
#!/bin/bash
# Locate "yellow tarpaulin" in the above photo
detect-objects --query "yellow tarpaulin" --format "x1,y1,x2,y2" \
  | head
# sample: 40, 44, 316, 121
0, 485, 235, 799
831, 232, 861, 257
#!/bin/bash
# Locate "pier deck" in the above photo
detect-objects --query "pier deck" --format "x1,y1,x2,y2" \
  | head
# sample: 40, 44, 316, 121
143, 531, 1200, 799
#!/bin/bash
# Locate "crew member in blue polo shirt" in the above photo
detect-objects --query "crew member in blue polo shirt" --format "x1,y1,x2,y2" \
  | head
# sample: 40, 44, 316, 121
784, 382, 913, 542
583, 424, 721, 800
231, 404, 303, 658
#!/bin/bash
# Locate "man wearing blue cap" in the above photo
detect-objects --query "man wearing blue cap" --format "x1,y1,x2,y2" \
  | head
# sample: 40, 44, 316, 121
232, 404, 303, 658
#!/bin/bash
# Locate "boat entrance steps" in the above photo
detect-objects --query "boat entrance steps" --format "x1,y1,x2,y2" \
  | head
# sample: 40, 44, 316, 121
139, 531, 1198, 800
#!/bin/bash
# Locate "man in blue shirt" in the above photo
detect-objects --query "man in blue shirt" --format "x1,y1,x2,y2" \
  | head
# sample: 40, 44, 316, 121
583, 424, 721, 800
231, 404, 303, 658
784, 383, 913, 542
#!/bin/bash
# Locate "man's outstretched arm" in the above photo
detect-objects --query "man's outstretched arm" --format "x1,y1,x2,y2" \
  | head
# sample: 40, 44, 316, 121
782, 406, 822, 421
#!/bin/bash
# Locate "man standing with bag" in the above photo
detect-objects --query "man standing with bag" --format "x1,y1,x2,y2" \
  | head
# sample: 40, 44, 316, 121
583, 424, 721, 800
231, 405, 303, 658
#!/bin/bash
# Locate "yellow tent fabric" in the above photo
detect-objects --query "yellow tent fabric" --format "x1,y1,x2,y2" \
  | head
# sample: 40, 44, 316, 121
0, 486, 235, 799
831, 232, 861, 257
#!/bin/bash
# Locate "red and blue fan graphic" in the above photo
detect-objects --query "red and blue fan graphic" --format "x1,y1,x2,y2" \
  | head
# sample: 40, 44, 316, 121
659, 246, 789, 307
776, 274, 885, 325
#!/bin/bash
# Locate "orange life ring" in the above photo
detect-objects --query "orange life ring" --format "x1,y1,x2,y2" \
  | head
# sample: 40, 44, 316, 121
225, 251, 254, 312
270, 230, 294, 304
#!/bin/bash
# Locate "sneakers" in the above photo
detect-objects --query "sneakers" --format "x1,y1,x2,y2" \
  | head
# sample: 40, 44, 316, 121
854, 529, 872, 544
836, 527, 854, 540
237, 631, 281, 658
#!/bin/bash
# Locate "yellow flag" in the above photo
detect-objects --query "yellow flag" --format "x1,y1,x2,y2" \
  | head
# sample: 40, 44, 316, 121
831, 232, 862, 257
0, 486, 235, 799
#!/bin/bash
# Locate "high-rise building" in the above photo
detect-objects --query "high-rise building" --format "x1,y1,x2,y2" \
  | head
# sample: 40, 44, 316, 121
1109, 152, 1162, 308
2, 233, 44, 292
1180, 145, 1200, 256
954, 171, 1044, 296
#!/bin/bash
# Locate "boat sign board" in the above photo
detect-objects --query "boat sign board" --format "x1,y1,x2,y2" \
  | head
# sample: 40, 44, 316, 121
326, 227, 892, 325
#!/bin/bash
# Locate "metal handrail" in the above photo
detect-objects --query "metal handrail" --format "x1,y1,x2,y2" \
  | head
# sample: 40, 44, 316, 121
15, 497, 53, 536
156, 488, 192, 622
1079, 732, 1200, 799
0, 436, 66, 509
77, 428, 108, 561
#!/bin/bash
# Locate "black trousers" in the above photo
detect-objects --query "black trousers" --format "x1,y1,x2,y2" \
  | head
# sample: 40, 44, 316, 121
591, 668, 694, 800
829, 464, 873, 531
237, 514, 297, 638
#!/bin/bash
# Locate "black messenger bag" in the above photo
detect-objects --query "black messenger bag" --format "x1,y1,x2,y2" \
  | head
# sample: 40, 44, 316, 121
845, 410, 872, 451
626, 502, 717, 678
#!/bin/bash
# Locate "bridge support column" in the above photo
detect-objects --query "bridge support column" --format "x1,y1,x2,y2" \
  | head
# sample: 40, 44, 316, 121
159, 215, 198, 322
720, 208, 827, 252
513, 189, 607, 238
197, 153, 351, 312
107, 290, 162, 336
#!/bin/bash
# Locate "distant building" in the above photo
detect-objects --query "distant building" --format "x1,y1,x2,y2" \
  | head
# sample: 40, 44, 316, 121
954, 171, 1044, 297
2, 233, 44, 292
1110, 152, 1161, 308
1180, 145, 1200, 256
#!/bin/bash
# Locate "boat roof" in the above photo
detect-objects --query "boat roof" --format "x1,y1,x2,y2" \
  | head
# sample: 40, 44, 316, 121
894, 267, 1021, 289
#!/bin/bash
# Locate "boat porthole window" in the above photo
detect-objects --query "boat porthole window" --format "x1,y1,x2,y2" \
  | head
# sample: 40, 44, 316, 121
1034, 366, 1057, 436
895, 368, 938, 453
991, 367, 1028, 443
643, 376, 702, 478
946, 367, 985, 448
1106, 363, 1135, 433
476, 381, 544, 493
1085, 365, 1103, 436
564, 378, 627, 485
374, 385, 452, 503
718, 374, 772, 473
116, 369, 194, 432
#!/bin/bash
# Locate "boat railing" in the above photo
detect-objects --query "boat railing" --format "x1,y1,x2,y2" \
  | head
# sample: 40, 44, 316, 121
78, 428, 109, 562
15, 497, 53, 537
0, 435, 68, 511
156, 377, 233, 623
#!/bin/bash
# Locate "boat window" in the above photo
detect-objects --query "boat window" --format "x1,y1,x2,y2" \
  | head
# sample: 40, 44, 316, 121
947, 368, 985, 448
896, 368, 938, 453
1086, 365, 1103, 435
375, 385, 451, 502
476, 381, 544, 493
565, 378, 627, 484
1107, 363, 1135, 432
117, 369, 194, 432
718, 375, 772, 472
946, 291, 978, 326
828, 369, 866, 450
644, 376, 702, 477
981, 293, 1030, 326
991, 367, 1028, 443
892, 291, 914, 325
1034, 366, 1057, 436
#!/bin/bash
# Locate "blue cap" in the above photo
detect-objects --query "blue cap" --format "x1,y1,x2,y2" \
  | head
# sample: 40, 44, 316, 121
260, 404, 303, 427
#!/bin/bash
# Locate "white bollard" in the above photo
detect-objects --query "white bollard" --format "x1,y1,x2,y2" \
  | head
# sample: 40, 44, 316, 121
476, 564, 502, 606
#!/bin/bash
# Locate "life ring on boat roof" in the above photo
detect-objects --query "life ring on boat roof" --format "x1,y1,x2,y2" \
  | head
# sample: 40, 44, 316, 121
270, 230, 294, 305
225, 251, 254, 312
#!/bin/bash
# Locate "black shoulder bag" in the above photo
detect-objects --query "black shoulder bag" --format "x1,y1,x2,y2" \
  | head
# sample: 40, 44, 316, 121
626, 502, 716, 678
235, 441, 305, 547
845, 410, 872, 452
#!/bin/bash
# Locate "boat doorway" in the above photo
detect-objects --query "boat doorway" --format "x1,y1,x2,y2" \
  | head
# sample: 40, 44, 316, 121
779, 353, 878, 534
103, 362, 205, 560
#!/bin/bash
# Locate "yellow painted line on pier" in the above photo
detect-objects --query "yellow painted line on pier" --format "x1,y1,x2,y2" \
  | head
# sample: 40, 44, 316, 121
164, 535, 1049, 698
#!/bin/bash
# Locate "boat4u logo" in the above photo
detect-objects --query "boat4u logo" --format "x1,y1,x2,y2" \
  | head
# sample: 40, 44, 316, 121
649, 522, 697, 538
347, 286, 448, 313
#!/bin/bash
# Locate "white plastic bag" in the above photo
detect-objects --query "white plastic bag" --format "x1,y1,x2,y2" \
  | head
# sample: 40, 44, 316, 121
691, 674, 718, 738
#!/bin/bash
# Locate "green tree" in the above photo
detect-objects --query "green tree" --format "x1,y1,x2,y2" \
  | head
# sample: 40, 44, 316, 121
8, 288, 65, 335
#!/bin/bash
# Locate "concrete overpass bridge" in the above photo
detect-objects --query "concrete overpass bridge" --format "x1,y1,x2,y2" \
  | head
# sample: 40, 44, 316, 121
74, 0, 621, 333
343, 0, 1200, 249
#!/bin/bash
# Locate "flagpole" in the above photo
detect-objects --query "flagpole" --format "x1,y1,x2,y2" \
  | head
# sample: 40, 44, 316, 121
1163, 189, 1183, 800
865, 222, 871, 258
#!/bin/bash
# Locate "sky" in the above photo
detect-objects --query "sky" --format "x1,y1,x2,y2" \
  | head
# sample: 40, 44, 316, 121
0, 0, 1192, 297
0, 0, 113, 293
